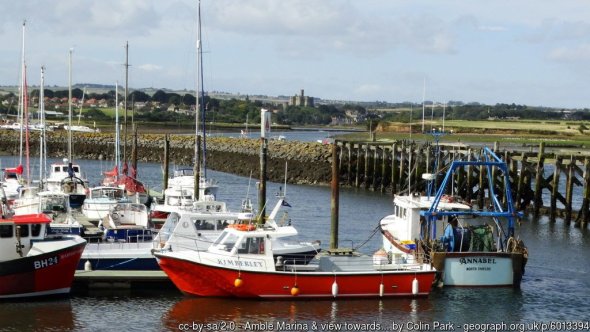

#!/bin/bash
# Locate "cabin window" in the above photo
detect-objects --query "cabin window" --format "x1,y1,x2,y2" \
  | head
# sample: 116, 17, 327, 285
31, 223, 42, 237
54, 166, 60, 172
218, 233, 239, 252
0, 225, 13, 238
17, 225, 29, 237
237, 237, 265, 255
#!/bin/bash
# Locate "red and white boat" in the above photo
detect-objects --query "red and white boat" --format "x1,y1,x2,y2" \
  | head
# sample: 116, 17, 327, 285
154, 198, 435, 299
0, 212, 86, 299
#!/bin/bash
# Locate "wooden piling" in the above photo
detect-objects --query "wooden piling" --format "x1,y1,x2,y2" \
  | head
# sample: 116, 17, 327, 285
565, 155, 574, 224
390, 143, 398, 194
550, 156, 562, 222
533, 142, 545, 218
581, 157, 590, 227
330, 143, 339, 250
163, 134, 169, 197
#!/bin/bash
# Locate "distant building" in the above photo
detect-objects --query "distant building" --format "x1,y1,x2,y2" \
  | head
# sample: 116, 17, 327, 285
289, 89, 314, 108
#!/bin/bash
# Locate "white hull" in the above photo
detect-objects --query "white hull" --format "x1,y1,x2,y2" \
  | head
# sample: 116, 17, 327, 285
439, 253, 514, 286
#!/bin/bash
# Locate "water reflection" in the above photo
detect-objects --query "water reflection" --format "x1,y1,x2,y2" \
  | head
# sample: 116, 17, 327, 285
0, 299, 75, 331
162, 296, 433, 331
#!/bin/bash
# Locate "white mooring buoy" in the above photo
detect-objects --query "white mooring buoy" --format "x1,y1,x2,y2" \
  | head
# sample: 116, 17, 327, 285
412, 277, 419, 295
379, 283, 384, 297
331, 281, 339, 297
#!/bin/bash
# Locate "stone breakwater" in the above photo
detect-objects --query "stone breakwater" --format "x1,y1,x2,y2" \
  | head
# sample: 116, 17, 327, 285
0, 131, 333, 185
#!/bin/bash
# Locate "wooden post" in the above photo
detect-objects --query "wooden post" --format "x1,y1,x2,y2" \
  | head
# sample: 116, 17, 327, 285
330, 143, 339, 250
372, 146, 379, 190
565, 155, 574, 224
364, 144, 370, 189
581, 157, 590, 227
391, 143, 398, 194
381, 147, 387, 193
398, 142, 406, 193
347, 142, 352, 186
355, 144, 361, 188
550, 156, 562, 222
533, 142, 545, 217
466, 150, 473, 202
163, 134, 169, 198
515, 153, 526, 210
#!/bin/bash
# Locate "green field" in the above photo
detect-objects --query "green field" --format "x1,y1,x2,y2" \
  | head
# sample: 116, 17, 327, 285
336, 119, 590, 148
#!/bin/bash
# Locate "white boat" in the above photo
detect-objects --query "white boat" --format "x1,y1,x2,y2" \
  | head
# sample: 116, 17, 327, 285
43, 159, 88, 208
379, 147, 528, 287
82, 186, 127, 221
63, 125, 99, 133
150, 169, 219, 220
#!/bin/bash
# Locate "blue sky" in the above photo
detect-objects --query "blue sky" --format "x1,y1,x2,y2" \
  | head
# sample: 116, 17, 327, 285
1, 0, 590, 108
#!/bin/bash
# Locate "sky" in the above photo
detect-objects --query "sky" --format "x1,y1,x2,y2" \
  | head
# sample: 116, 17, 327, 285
1, 1, 590, 108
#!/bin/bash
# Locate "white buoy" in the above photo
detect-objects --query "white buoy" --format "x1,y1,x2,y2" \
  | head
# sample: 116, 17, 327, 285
84, 260, 92, 271
379, 283, 384, 297
412, 277, 419, 295
331, 281, 339, 297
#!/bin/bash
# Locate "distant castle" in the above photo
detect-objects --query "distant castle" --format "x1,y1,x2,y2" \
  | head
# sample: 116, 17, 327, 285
289, 89, 314, 108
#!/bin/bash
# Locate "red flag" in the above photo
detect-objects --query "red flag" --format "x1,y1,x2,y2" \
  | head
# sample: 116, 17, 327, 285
103, 165, 118, 177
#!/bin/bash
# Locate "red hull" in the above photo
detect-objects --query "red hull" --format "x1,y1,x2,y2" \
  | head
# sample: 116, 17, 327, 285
0, 240, 86, 299
157, 255, 436, 299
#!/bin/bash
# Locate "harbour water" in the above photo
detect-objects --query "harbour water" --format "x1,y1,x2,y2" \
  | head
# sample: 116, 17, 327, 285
1, 156, 589, 331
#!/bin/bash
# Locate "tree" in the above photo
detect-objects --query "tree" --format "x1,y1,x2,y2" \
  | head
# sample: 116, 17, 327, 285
129, 90, 151, 103
151, 90, 168, 103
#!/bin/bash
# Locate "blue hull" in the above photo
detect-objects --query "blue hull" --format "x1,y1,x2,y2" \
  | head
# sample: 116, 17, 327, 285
77, 257, 160, 271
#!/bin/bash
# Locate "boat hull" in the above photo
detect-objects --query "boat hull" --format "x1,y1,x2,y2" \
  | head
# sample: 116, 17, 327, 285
431, 252, 526, 287
156, 253, 436, 299
0, 237, 86, 299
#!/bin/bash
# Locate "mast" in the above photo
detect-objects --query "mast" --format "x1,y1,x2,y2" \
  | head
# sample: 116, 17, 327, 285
18, 21, 26, 166
68, 48, 73, 161
198, 1, 207, 178
39, 66, 46, 184
24, 65, 30, 186
123, 41, 129, 167
193, 0, 203, 200
115, 82, 120, 176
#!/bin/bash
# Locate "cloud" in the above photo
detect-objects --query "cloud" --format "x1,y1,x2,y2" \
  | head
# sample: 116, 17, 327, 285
548, 44, 590, 62
137, 64, 163, 72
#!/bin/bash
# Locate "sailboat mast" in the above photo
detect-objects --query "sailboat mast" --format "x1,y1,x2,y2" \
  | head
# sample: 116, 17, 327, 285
18, 21, 26, 166
39, 66, 46, 184
198, 0, 207, 178
68, 48, 73, 162
193, 0, 203, 200
115, 82, 120, 175
24, 65, 30, 186
123, 41, 129, 166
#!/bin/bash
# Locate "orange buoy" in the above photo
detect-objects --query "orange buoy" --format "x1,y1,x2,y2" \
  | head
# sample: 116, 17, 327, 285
234, 277, 243, 288
291, 285, 300, 296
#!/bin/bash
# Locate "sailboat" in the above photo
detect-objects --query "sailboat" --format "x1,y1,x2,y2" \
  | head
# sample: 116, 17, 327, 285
150, 1, 218, 219
3, 21, 27, 203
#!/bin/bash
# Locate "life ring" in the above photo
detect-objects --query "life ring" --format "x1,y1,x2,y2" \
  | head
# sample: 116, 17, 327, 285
228, 224, 256, 231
